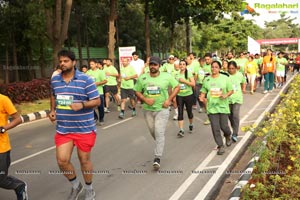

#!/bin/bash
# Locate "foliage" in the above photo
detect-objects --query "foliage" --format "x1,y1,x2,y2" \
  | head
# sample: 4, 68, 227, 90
241, 75, 300, 199
0, 78, 50, 104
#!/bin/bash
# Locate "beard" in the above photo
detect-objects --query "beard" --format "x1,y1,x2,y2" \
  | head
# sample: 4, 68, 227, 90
150, 68, 159, 74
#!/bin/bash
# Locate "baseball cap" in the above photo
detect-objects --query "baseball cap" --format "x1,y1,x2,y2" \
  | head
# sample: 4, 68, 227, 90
169, 55, 175, 59
149, 56, 161, 65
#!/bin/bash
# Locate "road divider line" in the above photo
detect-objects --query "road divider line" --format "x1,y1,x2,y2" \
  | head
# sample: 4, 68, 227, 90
12, 146, 56, 166
102, 118, 133, 130
168, 151, 216, 200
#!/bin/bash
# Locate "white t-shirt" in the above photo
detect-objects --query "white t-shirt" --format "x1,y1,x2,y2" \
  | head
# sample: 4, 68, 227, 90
130, 58, 144, 76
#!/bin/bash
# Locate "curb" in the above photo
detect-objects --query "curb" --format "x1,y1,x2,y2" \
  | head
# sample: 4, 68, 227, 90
228, 73, 297, 200
17, 110, 50, 123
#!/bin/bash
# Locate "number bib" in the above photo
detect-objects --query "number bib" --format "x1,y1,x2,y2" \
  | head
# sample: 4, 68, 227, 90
147, 86, 161, 97
210, 88, 222, 98
56, 95, 73, 110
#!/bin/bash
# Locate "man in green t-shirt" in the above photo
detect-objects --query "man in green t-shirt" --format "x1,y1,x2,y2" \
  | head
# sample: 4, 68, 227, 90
103, 58, 120, 113
200, 60, 234, 155
119, 58, 138, 119
134, 56, 180, 170
86, 59, 107, 125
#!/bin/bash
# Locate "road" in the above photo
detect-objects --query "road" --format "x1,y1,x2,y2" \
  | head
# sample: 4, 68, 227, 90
0, 75, 293, 200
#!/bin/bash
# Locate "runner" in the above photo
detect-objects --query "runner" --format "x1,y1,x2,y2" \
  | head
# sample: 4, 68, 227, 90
119, 58, 138, 119
199, 61, 233, 155
130, 51, 145, 77
175, 59, 195, 138
103, 58, 120, 112
228, 61, 246, 142
50, 50, 100, 200
0, 94, 27, 200
172, 60, 180, 120
202, 53, 213, 125
244, 55, 258, 94
134, 56, 180, 170
276, 52, 288, 88
194, 57, 205, 113
86, 59, 107, 125
160, 55, 175, 74
262, 49, 276, 94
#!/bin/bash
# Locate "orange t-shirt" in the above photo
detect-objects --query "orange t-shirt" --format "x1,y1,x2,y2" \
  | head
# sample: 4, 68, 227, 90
0, 94, 17, 153
263, 56, 276, 73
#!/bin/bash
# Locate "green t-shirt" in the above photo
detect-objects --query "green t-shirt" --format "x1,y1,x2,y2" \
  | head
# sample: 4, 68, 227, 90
187, 64, 196, 75
194, 65, 205, 84
86, 69, 106, 95
236, 58, 248, 73
276, 57, 287, 72
120, 65, 136, 89
103, 65, 118, 86
228, 72, 245, 104
160, 63, 175, 74
203, 63, 212, 74
201, 74, 233, 114
174, 71, 194, 97
134, 72, 179, 111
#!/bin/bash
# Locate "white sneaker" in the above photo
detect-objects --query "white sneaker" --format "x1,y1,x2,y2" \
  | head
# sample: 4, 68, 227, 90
173, 114, 178, 120
263, 90, 268, 94
199, 108, 203, 113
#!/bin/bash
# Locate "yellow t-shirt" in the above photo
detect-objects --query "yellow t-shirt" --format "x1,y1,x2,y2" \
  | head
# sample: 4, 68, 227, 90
0, 94, 17, 153
245, 61, 258, 75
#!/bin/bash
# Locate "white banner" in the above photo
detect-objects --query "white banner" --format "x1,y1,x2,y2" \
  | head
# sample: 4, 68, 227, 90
248, 36, 260, 54
118, 46, 136, 67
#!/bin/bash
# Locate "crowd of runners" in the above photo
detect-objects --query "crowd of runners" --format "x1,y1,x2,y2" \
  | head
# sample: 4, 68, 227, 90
1, 49, 300, 200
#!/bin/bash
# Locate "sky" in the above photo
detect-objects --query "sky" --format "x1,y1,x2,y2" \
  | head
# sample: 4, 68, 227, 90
241, 0, 300, 28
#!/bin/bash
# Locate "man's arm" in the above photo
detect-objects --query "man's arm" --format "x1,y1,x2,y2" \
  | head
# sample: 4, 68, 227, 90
162, 85, 180, 108
3, 112, 22, 131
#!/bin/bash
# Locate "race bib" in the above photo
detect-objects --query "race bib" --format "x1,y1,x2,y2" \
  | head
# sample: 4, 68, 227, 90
147, 86, 161, 97
121, 73, 126, 78
266, 62, 272, 68
210, 88, 222, 98
198, 70, 205, 75
180, 84, 187, 91
56, 95, 73, 110
232, 84, 238, 92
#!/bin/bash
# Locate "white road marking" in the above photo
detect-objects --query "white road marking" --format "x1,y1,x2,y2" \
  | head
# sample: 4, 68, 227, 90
102, 117, 133, 129
11, 146, 56, 166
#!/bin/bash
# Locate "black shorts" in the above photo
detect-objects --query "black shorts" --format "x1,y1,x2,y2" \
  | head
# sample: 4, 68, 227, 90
104, 85, 118, 95
120, 88, 135, 99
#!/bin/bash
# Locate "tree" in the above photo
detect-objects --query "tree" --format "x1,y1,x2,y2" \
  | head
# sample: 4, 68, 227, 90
44, 0, 73, 69
108, 0, 117, 63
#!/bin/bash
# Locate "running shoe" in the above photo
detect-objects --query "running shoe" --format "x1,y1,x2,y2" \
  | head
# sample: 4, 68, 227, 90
119, 112, 125, 119
177, 130, 184, 138
189, 124, 193, 133
67, 182, 83, 200
203, 119, 210, 125
153, 158, 161, 170
84, 188, 96, 200
104, 107, 110, 113
132, 110, 136, 117
263, 90, 268, 94
15, 182, 28, 200
232, 135, 238, 142
173, 113, 178, 120
217, 146, 225, 155
225, 136, 232, 147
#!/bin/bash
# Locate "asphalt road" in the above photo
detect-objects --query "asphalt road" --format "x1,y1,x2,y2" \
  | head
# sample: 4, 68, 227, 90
0, 76, 293, 200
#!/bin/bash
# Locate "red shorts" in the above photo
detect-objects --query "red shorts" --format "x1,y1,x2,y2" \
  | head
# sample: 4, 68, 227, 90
55, 132, 96, 152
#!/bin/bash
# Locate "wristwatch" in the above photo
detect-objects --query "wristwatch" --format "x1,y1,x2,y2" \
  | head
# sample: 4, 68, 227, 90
0, 127, 6, 133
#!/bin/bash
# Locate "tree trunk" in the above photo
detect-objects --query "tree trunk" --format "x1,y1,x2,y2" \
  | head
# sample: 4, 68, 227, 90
108, 0, 117, 64
75, 3, 83, 67
144, 0, 151, 58
86, 21, 90, 61
45, 0, 73, 69
185, 17, 192, 54
170, 23, 175, 53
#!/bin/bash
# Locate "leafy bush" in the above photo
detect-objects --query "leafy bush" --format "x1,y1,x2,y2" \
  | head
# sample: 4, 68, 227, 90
241, 75, 300, 199
0, 78, 50, 104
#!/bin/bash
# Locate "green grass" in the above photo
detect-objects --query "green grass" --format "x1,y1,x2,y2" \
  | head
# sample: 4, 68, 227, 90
15, 99, 50, 115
